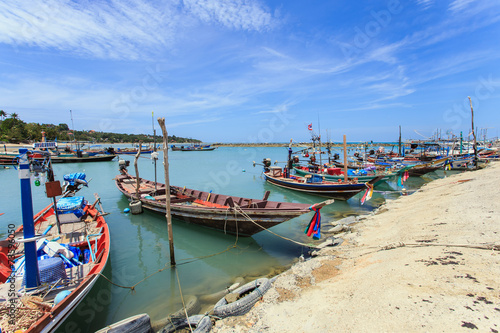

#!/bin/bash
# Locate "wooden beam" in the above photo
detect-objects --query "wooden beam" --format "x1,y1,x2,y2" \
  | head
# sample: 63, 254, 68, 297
157, 118, 176, 266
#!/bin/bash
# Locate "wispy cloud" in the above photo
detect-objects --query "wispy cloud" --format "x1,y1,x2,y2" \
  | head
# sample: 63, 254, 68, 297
415, 0, 434, 9
182, 0, 274, 31
448, 0, 476, 12
0, 0, 276, 60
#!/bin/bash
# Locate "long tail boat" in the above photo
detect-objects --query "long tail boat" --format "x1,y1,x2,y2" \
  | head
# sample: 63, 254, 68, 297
292, 165, 406, 184
115, 172, 326, 237
263, 166, 384, 200
0, 152, 116, 165
0, 193, 110, 332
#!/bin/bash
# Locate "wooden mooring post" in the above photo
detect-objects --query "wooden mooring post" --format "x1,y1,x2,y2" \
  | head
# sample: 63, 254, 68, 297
157, 117, 176, 266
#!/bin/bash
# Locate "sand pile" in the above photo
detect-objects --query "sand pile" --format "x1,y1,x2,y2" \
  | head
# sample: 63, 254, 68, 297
213, 162, 500, 332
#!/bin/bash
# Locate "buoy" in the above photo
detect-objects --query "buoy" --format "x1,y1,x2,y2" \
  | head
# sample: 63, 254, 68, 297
242, 169, 246, 172
129, 200, 143, 214
54, 290, 72, 306
123, 208, 130, 213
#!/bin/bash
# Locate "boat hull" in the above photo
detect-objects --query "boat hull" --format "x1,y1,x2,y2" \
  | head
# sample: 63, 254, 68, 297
263, 173, 376, 200
115, 175, 313, 236
293, 167, 394, 183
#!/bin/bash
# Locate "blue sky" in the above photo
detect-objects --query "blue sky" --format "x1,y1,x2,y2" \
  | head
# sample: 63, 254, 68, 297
1, 0, 499, 143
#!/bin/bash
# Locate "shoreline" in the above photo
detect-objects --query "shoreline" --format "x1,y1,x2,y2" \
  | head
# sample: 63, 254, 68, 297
213, 162, 500, 332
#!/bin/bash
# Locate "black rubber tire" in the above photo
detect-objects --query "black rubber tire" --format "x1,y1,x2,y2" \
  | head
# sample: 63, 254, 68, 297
213, 278, 271, 318
151, 296, 201, 332
158, 315, 212, 333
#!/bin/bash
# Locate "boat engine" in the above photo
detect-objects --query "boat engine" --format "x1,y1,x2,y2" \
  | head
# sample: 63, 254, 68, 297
292, 155, 300, 164
118, 159, 130, 174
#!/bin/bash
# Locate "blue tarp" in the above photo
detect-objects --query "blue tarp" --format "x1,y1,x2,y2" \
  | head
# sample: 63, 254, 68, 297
57, 196, 86, 217
63, 173, 87, 186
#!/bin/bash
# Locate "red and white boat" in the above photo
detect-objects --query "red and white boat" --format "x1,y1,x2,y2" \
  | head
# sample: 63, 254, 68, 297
0, 195, 110, 332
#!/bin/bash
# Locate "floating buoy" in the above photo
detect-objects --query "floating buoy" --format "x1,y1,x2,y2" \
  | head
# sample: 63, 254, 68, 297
129, 200, 143, 214
123, 208, 130, 213
242, 169, 246, 172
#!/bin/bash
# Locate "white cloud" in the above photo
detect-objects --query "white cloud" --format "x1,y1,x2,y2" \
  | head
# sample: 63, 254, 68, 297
0, 0, 275, 60
449, 0, 476, 12
416, 0, 434, 10
182, 0, 274, 31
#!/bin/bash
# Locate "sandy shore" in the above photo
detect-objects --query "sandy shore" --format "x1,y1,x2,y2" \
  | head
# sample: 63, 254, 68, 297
213, 162, 500, 332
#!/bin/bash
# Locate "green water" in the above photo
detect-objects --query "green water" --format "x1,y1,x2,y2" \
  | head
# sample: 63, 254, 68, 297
0, 146, 455, 332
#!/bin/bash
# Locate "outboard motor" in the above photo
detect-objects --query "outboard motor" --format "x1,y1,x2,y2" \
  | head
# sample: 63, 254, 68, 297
262, 158, 272, 171
118, 159, 131, 174
62, 172, 88, 196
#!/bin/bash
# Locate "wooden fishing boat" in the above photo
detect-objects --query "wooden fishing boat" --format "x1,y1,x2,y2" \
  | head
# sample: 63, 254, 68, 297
0, 152, 116, 165
263, 166, 384, 200
405, 157, 448, 176
115, 173, 323, 237
181, 146, 216, 151
116, 148, 154, 155
292, 165, 402, 184
179, 144, 216, 151
49, 154, 117, 163
0, 194, 110, 332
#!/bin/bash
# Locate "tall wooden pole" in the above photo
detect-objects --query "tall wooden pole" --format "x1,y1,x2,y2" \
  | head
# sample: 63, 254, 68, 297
134, 141, 142, 200
468, 97, 478, 169
158, 117, 175, 266
343, 135, 348, 182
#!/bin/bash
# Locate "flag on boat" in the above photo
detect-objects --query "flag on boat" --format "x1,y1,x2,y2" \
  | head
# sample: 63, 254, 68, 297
308, 123, 313, 131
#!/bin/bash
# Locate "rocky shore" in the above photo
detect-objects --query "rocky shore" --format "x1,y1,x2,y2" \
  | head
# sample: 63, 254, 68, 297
213, 162, 500, 332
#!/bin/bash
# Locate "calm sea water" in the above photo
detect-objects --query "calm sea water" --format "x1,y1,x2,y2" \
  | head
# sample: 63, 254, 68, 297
0, 146, 454, 332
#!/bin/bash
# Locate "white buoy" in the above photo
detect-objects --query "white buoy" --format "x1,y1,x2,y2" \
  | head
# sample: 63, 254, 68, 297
129, 200, 143, 214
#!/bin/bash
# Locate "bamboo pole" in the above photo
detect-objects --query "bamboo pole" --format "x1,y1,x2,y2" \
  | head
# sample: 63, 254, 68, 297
157, 117, 175, 266
343, 135, 348, 182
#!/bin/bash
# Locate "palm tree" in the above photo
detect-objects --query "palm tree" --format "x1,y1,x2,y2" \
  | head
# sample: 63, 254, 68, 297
10, 113, 18, 120
0, 110, 6, 121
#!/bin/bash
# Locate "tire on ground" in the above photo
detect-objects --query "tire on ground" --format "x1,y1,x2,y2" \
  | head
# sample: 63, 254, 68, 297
213, 278, 271, 318
158, 314, 211, 333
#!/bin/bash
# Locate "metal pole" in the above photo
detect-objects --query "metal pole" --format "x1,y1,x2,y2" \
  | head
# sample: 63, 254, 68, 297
18, 148, 40, 288
158, 117, 175, 266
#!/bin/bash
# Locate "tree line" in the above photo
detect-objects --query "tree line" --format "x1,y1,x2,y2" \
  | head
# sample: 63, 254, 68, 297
0, 111, 200, 144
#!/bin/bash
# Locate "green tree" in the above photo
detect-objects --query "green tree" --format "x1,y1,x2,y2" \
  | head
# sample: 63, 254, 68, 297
0, 110, 6, 120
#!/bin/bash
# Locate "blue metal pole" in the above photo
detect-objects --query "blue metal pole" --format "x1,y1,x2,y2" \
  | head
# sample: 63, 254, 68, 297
18, 148, 40, 288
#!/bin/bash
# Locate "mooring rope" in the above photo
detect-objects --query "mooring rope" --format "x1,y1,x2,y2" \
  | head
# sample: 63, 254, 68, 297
175, 267, 194, 333
231, 204, 316, 248
97, 232, 241, 291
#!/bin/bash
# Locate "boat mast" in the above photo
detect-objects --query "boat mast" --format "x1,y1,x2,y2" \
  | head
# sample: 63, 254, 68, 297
398, 125, 402, 156
468, 97, 478, 168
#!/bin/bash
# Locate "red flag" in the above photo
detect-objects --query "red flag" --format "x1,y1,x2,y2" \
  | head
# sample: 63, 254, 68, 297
307, 123, 312, 131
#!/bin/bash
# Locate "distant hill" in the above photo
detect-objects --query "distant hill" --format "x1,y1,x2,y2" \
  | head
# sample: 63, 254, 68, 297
0, 112, 200, 144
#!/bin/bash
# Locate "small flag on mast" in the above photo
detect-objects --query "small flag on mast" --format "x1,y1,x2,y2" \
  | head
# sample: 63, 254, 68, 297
308, 123, 312, 131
